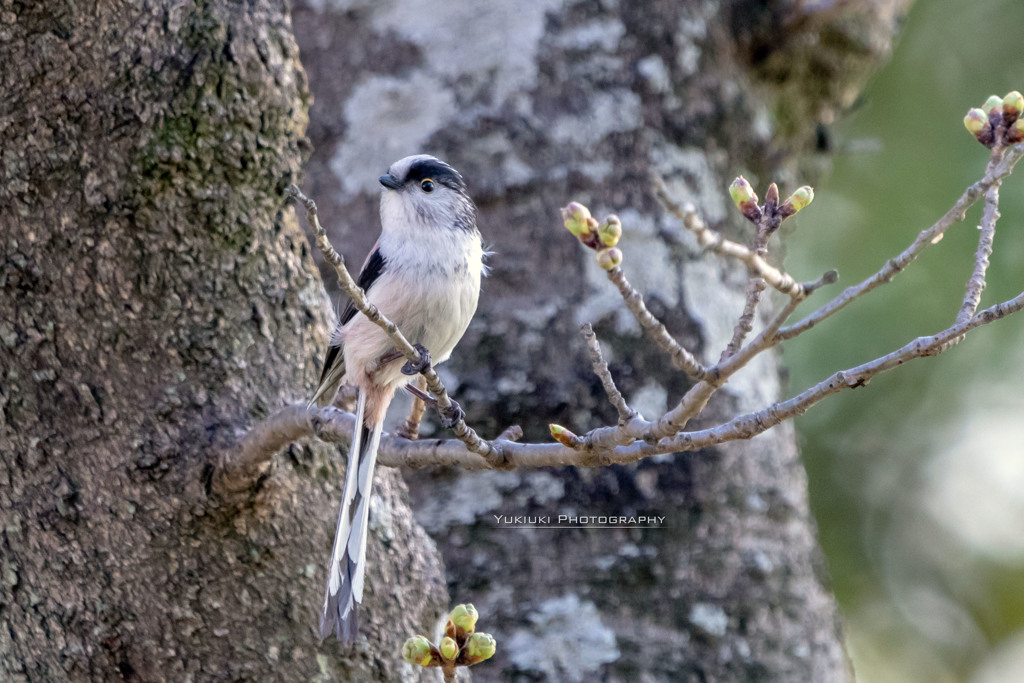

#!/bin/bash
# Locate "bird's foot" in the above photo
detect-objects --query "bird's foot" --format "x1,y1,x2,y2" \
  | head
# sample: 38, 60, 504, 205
401, 344, 432, 376
439, 399, 465, 429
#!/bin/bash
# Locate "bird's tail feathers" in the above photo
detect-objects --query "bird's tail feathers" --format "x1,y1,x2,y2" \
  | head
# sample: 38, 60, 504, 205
319, 391, 383, 644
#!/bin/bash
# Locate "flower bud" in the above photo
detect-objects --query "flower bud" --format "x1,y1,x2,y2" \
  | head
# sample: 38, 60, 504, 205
561, 202, 592, 237
765, 182, 779, 207
597, 215, 622, 248
779, 185, 814, 218
1003, 91, 1024, 119
465, 632, 497, 662
1009, 117, 1024, 145
964, 108, 988, 135
549, 423, 582, 448
728, 176, 758, 207
449, 603, 479, 634
402, 635, 435, 667
983, 95, 1004, 114
595, 247, 623, 271
439, 636, 459, 661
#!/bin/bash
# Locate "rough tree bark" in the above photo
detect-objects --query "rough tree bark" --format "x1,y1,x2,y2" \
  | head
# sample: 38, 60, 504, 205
0, 2, 447, 680
291, 0, 910, 681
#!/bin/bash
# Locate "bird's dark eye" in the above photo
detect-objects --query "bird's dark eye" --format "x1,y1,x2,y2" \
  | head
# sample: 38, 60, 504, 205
420, 179, 435, 193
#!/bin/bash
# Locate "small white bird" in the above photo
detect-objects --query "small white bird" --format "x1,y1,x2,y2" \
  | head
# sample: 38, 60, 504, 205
313, 155, 485, 644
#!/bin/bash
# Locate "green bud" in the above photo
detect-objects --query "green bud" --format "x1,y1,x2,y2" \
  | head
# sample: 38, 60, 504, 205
964, 108, 988, 135
402, 635, 435, 667
439, 636, 459, 661
1004, 91, 1024, 117
595, 247, 623, 271
449, 604, 479, 633
549, 423, 582, 448
597, 215, 622, 248
785, 186, 814, 213
561, 202, 592, 237
983, 95, 1004, 114
465, 632, 497, 662
1009, 117, 1024, 144
728, 176, 758, 208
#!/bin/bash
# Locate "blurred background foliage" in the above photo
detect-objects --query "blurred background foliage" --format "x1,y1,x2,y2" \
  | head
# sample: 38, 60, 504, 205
784, 0, 1024, 680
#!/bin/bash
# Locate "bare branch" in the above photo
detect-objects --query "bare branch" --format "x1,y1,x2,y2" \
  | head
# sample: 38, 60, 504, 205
605, 266, 708, 380
653, 177, 811, 300
778, 143, 1024, 341
956, 173, 1002, 324
723, 275, 767, 360
307, 287, 1024, 470
580, 323, 635, 423
213, 403, 314, 496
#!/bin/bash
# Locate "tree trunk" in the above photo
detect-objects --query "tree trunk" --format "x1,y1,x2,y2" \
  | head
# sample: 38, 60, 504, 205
0, 2, 446, 680
1, 0, 912, 680
291, 0, 910, 681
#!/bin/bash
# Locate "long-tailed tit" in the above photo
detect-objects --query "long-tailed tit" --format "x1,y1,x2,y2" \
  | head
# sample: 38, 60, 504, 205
312, 155, 485, 643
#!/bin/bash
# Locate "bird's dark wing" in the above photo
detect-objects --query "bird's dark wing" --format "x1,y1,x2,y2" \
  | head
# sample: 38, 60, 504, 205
310, 245, 388, 407
338, 245, 387, 327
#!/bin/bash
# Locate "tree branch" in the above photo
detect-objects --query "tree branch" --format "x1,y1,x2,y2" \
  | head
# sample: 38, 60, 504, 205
604, 266, 708, 380
778, 143, 1024, 340
238, 287, 1023, 473
580, 322, 635, 423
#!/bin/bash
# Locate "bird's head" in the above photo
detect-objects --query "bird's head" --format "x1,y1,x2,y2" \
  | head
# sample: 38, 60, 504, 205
378, 155, 476, 236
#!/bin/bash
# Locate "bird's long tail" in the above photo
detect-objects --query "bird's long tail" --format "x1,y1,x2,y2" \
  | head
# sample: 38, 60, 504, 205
319, 390, 383, 643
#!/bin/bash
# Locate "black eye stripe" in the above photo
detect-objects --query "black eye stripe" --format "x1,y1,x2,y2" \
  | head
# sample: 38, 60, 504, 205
405, 159, 466, 192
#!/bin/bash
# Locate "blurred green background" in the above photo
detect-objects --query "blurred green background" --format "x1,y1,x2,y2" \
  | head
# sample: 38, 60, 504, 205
784, 0, 1024, 681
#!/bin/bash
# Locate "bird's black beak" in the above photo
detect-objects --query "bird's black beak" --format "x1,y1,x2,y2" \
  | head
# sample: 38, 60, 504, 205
379, 173, 402, 190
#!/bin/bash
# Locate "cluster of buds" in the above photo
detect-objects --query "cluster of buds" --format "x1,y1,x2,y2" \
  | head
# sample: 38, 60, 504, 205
402, 604, 496, 676
964, 91, 1024, 148
561, 202, 623, 271
729, 176, 814, 231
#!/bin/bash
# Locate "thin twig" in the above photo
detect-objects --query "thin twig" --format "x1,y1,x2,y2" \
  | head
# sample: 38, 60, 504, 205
654, 177, 810, 299
285, 185, 499, 464
778, 143, 1024, 340
957, 177, 1002, 324
580, 323, 635, 423
723, 275, 767, 360
605, 266, 708, 380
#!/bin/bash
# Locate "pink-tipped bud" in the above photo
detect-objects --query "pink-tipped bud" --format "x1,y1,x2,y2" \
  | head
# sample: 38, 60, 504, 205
597, 215, 622, 248
595, 247, 623, 271
729, 176, 762, 222
561, 202, 592, 237
1003, 91, 1024, 119
1008, 117, 1024, 145
728, 176, 758, 207
964, 108, 988, 135
982, 95, 1004, 114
